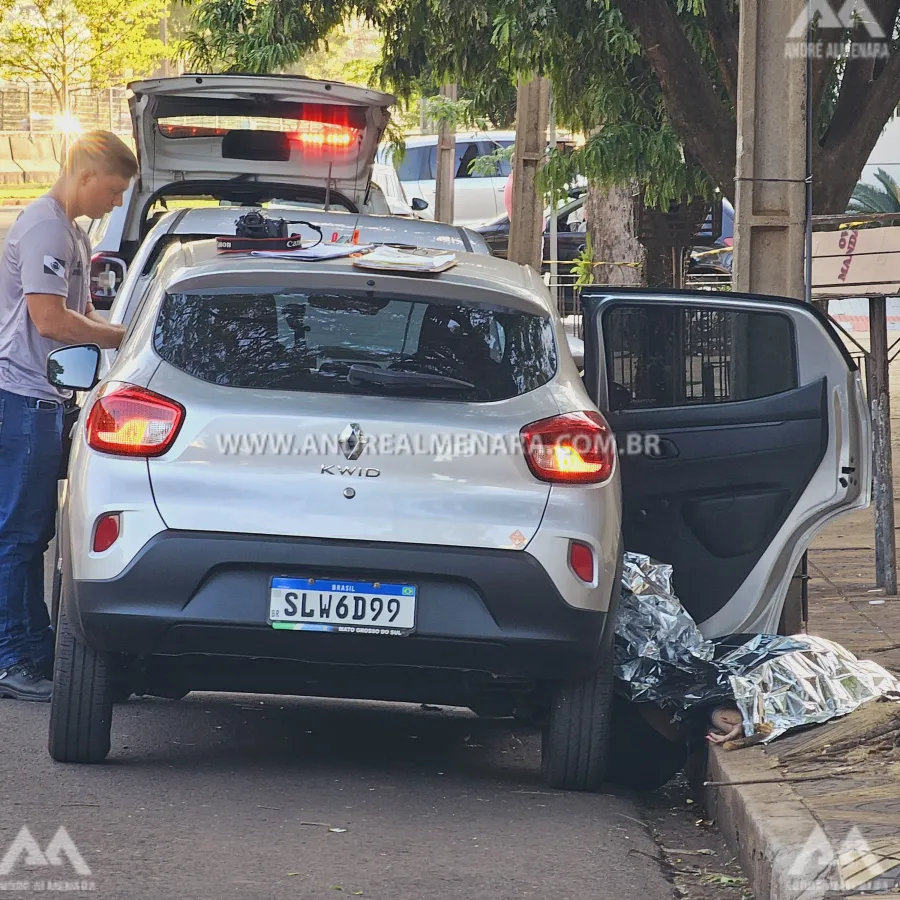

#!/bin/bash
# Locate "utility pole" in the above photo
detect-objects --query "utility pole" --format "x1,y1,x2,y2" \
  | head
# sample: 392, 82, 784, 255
733, 0, 808, 631
508, 74, 550, 271
433, 83, 457, 224
733, 0, 807, 298
548, 87, 558, 310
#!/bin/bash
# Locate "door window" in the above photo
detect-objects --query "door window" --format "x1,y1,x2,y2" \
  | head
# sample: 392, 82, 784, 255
422, 141, 499, 179
394, 146, 427, 182
603, 304, 797, 411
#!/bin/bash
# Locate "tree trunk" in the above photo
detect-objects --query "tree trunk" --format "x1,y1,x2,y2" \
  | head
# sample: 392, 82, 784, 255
585, 182, 645, 287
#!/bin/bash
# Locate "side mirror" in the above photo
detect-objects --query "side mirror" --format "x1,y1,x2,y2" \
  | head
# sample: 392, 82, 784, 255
47, 345, 101, 391
90, 254, 127, 310
411, 197, 429, 212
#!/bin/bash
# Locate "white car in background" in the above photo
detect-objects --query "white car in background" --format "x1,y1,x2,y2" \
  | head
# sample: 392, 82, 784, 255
371, 162, 428, 217
378, 131, 515, 226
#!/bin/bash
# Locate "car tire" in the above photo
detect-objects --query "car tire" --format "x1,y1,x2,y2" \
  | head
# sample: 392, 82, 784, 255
48, 599, 114, 764
607, 696, 689, 791
541, 653, 614, 792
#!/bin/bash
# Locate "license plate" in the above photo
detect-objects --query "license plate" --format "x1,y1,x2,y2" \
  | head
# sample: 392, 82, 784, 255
268, 577, 416, 635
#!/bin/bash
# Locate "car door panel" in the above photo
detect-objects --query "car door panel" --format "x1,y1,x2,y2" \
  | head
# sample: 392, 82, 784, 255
582, 291, 870, 637
614, 379, 827, 624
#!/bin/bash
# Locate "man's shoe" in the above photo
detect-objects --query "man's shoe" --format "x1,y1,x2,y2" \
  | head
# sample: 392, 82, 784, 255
0, 663, 52, 702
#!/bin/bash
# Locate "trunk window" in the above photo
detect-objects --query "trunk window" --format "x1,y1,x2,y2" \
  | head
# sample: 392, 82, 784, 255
153, 291, 557, 402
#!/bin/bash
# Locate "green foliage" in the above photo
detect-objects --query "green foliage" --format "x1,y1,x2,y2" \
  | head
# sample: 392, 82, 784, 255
847, 168, 900, 214
289, 16, 382, 86
0, 0, 169, 110
422, 95, 490, 131
469, 144, 514, 176
181, 0, 900, 214
571, 232, 595, 290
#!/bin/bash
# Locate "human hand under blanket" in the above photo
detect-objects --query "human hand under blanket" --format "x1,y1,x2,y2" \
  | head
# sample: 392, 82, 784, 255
706, 705, 744, 744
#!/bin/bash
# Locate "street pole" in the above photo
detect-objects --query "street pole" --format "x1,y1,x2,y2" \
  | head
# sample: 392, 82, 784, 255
733, 0, 808, 631
508, 74, 550, 271
548, 87, 558, 312
433, 83, 457, 224
733, 0, 807, 299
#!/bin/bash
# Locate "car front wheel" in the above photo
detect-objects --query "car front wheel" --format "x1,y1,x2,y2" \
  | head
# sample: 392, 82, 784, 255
48, 599, 114, 764
541, 653, 614, 791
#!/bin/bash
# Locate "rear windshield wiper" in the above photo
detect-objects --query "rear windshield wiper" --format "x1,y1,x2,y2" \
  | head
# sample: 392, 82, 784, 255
347, 364, 474, 392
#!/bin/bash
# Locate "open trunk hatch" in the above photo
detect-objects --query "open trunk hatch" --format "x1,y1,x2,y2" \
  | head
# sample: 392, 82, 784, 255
128, 75, 396, 207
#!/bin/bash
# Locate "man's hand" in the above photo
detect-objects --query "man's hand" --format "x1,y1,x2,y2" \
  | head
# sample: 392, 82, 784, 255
27, 294, 126, 350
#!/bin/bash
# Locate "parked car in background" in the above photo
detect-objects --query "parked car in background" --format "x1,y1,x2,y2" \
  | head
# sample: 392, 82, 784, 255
477, 194, 736, 309
474, 192, 589, 313
371, 161, 428, 217
378, 131, 515, 226
688, 198, 734, 289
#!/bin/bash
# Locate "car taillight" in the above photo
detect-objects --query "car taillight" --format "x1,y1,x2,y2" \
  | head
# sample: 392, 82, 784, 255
290, 124, 358, 149
93, 514, 120, 552
520, 411, 615, 484
85, 384, 185, 457
569, 541, 595, 583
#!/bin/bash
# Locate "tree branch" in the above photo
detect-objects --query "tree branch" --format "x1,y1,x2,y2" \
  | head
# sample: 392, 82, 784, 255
842, 48, 900, 150
810, 56, 836, 122
826, 0, 898, 141
618, 0, 737, 203
704, 0, 738, 106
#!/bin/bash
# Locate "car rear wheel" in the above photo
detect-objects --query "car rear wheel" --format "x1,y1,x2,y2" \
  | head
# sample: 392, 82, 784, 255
541, 653, 614, 791
48, 598, 114, 764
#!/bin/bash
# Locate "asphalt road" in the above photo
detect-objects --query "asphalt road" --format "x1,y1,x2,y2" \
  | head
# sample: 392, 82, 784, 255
1, 691, 690, 900
0, 202, 742, 900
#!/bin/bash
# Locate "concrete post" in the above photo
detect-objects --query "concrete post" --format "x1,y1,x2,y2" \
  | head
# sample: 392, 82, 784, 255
869, 296, 897, 594
548, 88, 558, 311
433, 84, 457, 224
508, 74, 550, 271
732, 0, 807, 299
734, 0, 809, 631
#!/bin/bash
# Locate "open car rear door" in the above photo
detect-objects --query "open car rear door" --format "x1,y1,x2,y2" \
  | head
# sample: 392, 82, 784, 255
581, 290, 871, 637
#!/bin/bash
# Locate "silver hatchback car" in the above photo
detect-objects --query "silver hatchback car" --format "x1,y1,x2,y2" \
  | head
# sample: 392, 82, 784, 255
46, 238, 871, 791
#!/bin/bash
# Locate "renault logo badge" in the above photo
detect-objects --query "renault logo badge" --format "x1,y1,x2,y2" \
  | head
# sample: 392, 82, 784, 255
339, 423, 367, 461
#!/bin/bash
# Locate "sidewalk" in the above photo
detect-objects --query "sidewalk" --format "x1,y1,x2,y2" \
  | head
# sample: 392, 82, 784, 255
706, 504, 900, 899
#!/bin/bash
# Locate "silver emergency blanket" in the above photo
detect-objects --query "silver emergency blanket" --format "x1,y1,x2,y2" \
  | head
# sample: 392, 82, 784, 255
729, 634, 900, 742
615, 552, 900, 742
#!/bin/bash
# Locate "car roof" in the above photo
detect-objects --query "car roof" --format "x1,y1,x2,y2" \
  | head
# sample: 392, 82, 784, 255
392, 131, 517, 148
163, 206, 483, 252
160, 239, 551, 316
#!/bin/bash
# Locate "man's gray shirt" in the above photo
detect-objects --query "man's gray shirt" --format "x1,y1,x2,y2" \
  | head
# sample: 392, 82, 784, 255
0, 195, 91, 402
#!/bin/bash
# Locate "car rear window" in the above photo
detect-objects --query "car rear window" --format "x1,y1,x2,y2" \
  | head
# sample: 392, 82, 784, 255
153, 291, 558, 402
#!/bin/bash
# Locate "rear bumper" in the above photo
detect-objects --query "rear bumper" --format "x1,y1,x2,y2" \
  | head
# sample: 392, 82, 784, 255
69, 531, 614, 693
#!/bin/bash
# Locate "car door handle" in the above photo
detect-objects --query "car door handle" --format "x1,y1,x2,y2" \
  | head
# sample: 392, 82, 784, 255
647, 438, 679, 459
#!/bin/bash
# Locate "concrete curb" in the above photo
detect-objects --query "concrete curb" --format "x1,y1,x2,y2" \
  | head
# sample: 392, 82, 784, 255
704, 745, 838, 900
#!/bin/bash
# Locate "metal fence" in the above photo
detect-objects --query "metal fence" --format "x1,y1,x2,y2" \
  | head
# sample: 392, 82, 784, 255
0, 86, 132, 133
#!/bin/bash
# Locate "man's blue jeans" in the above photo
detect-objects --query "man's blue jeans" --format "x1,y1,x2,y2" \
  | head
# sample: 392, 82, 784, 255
0, 388, 62, 670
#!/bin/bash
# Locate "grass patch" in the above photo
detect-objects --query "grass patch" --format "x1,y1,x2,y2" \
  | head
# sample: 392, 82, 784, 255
0, 183, 52, 201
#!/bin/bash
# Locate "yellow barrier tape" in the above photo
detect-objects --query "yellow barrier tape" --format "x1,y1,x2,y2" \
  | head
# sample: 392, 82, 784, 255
543, 260, 642, 267
691, 246, 732, 259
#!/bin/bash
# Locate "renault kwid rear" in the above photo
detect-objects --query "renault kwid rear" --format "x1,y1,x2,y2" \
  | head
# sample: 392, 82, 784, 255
48, 240, 622, 791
